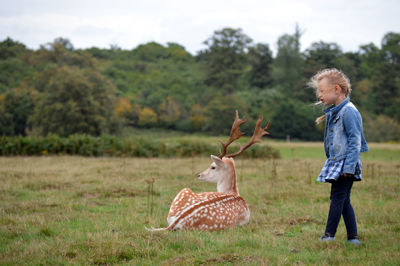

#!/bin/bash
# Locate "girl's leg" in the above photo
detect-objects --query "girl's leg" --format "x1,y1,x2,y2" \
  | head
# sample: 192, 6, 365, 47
324, 177, 353, 236
342, 180, 358, 239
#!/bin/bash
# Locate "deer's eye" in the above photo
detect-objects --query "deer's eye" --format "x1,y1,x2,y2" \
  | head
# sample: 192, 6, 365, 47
211, 166, 216, 170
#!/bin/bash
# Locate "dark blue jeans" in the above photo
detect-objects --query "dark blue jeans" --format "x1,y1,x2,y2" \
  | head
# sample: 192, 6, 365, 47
325, 176, 358, 239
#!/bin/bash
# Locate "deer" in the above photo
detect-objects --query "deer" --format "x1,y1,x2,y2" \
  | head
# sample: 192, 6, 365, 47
146, 111, 271, 231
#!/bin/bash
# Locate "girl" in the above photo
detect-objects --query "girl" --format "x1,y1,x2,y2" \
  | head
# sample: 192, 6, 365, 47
308, 68, 369, 245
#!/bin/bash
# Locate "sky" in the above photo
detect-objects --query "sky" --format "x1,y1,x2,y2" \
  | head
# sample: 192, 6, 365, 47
0, 0, 399, 55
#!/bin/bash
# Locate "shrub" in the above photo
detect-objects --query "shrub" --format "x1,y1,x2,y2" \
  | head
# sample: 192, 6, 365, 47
0, 135, 280, 159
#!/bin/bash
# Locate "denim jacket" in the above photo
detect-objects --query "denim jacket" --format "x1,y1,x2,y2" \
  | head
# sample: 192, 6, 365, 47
323, 97, 369, 174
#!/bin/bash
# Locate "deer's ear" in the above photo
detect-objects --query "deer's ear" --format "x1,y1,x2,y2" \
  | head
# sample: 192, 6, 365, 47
211, 155, 225, 168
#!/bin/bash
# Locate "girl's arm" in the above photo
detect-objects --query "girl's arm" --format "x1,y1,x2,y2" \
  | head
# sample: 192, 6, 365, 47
342, 107, 363, 175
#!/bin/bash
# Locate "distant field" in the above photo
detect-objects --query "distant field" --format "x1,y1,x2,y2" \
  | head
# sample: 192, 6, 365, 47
267, 141, 400, 161
124, 128, 400, 161
0, 141, 399, 264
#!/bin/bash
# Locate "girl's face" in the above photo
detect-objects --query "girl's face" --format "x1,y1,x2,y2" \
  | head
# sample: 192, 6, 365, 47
317, 78, 344, 106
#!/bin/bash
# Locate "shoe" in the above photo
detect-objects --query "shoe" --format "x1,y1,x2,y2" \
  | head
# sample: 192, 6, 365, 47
347, 238, 360, 246
320, 234, 335, 242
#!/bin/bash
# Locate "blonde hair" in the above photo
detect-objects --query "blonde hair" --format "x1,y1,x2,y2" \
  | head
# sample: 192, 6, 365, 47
308, 68, 352, 124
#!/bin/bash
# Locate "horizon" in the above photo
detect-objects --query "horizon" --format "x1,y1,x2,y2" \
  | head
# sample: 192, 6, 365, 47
1, 28, 395, 56
1, 0, 399, 56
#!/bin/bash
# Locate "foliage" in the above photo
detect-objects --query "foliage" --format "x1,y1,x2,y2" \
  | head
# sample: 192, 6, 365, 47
269, 100, 323, 141
0, 134, 280, 158
29, 65, 120, 136
190, 104, 207, 130
115, 97, 134, 118
0, 87, 34, 136
158, 96, 181, 128
363, 113, 400, 142
272, 25, 306, 99
0, 37, 28, 59
247, 43, 273, 89
0, 38, 33, 92
201, 28, 253, 94
202, 95, 247, 134
0, 29, 399, 141
138, 107, 158, 127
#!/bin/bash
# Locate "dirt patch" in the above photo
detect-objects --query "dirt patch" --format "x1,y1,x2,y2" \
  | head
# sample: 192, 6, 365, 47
81, 192, 99, 198
105, 188, 147, 198
78, 188, 147, 198
24, 182, 73, 191
199, 254, 257, 264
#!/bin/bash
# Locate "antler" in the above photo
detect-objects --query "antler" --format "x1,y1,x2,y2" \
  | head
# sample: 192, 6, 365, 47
218, 110, 246, 159
225, 116, 271, 158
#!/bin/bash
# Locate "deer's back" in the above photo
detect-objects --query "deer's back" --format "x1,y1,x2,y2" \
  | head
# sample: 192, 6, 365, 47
167, 188, 249, 230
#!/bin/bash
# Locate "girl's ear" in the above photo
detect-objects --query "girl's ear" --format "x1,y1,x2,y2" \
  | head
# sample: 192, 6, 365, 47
334, 84, 342, 94
211, 155, 225, 168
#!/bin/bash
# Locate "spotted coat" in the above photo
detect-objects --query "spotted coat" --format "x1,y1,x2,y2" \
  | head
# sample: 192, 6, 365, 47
166, 188, 250, 231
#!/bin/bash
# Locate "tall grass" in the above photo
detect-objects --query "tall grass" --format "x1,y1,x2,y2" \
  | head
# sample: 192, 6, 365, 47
0, 143, 399, 264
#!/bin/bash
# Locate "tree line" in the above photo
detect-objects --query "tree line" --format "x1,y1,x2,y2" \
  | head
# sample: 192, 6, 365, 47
0, 26, 399, 141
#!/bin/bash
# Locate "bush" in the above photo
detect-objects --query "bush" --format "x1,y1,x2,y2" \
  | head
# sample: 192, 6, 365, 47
0, 135, 280, 159
363, 114, 400, 142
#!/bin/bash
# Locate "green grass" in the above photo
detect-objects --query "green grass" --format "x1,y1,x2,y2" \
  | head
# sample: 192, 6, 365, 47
0, 141, 399, 264
267, 141, 400, 161
124, 129, 400, 161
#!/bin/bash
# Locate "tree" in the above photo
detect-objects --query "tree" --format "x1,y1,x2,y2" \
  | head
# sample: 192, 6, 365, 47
41, 37, 74, 51
0, 37, 27, 60
158, 96, 181, 128
269, 100, 322, 141
236, 88, 283, 125
1, 31, 399, 140
272, 25, 306, 99
166, 42, 192, 61
115, 97, 137, 126
203, 95, 246, 134
247, 43, 273, 89
35, 37, 95, 69
0, 38, 33, 92
367, 33, 400, 120
358, 43, 382, 79
133, 42, 169, 62
305, 41, 342, 70
382, 32, 400, 65
304, 41, 343, 88
190, 104, 207, 130
0, 88, 34, 136
30, 65, 120, 136
0, 57, 33, 92
201, 28, 253, 94
138, 107, 158, 127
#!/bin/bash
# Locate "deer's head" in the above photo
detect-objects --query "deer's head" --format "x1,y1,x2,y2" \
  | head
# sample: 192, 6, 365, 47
198, 155, 233, 183
197, 111, 271, 194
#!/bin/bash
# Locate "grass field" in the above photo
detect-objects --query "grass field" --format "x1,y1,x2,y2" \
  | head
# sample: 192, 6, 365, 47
1, 140, 399, 265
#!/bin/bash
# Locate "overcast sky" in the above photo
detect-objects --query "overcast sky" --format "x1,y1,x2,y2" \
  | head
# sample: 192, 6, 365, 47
1, 0, 399, 55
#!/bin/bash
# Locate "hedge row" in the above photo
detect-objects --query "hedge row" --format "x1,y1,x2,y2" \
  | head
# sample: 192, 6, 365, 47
0, 135, 280, 158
